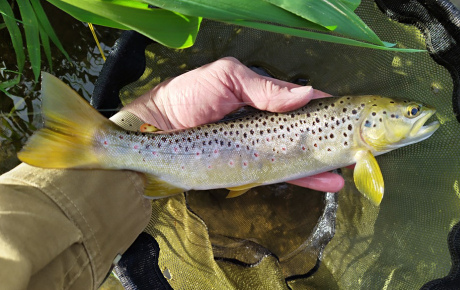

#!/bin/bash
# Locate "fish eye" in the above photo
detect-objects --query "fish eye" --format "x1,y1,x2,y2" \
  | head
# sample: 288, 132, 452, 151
406, 104, 421, 118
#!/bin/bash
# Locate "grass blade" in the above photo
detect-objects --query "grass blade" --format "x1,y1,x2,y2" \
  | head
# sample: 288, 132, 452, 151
228, 20, 425, 52
0, 0, 25, 72
30, 0, 71, 62
264, 0, 384, 46
16, 0, 41, 81
39, 26, 53, 70
339, 0, 361, 11
145, 0, 329, 32
46, 0, 132, 29
46, 0, 201, 48
0, 22, 6, 30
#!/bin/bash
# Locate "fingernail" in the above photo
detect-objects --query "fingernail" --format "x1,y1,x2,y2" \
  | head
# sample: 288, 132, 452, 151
290, 86, 313, 94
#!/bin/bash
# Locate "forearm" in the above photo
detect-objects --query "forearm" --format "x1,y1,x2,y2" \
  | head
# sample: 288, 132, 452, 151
0, 163, 151, 289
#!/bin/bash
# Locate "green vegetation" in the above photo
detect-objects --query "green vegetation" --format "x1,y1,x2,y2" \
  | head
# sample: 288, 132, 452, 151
0, 0, 424, 85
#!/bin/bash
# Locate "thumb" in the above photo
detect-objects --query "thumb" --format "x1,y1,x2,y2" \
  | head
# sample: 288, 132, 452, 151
224, 58, 331, 112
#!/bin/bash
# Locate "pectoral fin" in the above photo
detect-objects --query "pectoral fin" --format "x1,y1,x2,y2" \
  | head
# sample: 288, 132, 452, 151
144, 174, 185, 199
353, 150, 384, 206
226, 183, 262, 198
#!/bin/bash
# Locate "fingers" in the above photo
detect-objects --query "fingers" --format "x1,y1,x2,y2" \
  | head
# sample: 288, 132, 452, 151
216, 57, 332, 112
287, 172, 345, 193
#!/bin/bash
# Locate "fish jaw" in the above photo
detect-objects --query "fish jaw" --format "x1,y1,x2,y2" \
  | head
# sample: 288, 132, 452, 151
387, 109, 440, 149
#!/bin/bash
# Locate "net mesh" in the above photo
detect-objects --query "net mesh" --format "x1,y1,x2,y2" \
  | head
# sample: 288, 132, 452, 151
104, 0, 460, 288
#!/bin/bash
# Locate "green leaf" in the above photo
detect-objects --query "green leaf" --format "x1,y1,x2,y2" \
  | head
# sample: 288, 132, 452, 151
339, 0, 361, 11
30, 0, 71, 62
46, 0, 131, 30
46, 0, 202, 48
0, 0, 25, 72
16, 0, 41, 81
144, 0, 329, 32
228, 20, 425, 52
0, 76, 20, 90
39, 26, 52, 70
0, 22, 6, 30
264, 0, 383, 46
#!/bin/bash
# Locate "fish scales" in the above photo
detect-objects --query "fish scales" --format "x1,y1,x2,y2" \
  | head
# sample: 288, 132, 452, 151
18, 74, 440, 204
96, 96, 368, 190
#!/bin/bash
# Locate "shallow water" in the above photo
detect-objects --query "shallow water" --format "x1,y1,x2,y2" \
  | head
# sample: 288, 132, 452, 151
0, 2, 121, 173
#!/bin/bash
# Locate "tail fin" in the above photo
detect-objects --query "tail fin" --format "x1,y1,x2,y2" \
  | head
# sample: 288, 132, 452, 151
18, 72, 110, 168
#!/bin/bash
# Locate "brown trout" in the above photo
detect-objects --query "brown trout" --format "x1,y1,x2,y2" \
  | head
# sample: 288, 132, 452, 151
18, 73, 440, 205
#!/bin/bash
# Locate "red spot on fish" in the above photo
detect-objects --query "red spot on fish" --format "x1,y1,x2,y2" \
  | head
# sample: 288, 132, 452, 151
229, 161, 234, 166
271, 158, 275, 162
134, 145, 139, 149
103, 141, 108, 145
243, 162, 248, 166
152, 151, 156, 155
214, 149, 218, 154
282, 147, 286, 151
254, 153, 259, 157
119, 136, 123, 140
196, 152, 200, 156
266, 138, 270, 142
181, 166, 185, 169
302, 146, 306, 151
174, 147, 178, 152
208, 165, 212, 169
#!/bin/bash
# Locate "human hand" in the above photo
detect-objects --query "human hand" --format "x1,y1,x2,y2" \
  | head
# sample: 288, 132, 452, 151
122, 57, 344, 193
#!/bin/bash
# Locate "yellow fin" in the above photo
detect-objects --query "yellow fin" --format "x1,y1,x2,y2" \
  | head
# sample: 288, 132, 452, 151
226, 183, 262, 198
144, 174, 185, 199
353, 150, 384, 205
17, 72, 110, 168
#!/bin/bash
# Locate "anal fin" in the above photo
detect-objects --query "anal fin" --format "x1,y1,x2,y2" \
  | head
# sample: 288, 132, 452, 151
226, 183, 262, 198
353, 150, 384, 205
144, 174, 185, 199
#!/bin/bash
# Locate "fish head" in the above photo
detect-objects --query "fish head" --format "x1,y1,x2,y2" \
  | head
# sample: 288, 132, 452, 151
359, 97, 440, 152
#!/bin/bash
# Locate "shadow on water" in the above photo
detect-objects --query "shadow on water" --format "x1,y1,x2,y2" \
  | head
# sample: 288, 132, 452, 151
0, 1, 122, 174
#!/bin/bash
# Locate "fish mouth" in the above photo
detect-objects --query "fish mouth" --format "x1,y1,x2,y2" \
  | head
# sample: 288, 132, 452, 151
393, 108, 440, 148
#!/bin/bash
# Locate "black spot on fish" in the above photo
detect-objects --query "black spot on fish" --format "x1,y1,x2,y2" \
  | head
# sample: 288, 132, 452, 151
307, 113, 311, 118
267, 129, 271, 133
330, 133, 334, 138
319, 136, 322, 140
161, 137, 167, 142
318, 128, 322, 133
372, 112, 376, 116
343, 132, 347, 137
343, 108, 347, 113
390, 101, 395, 103
213, 129, 218, 134
220, 141, 224, 146
331, 103, 335, 107
348, 124, 353, 131
344, 141, 348, 146
280, 125, 284, 129
260, 130, 264, 135
243, 133, 248, 138
352, 109, 357, 114
383, 111, 387, 114
230, 124, 234, 128
250, 130, 255, 135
